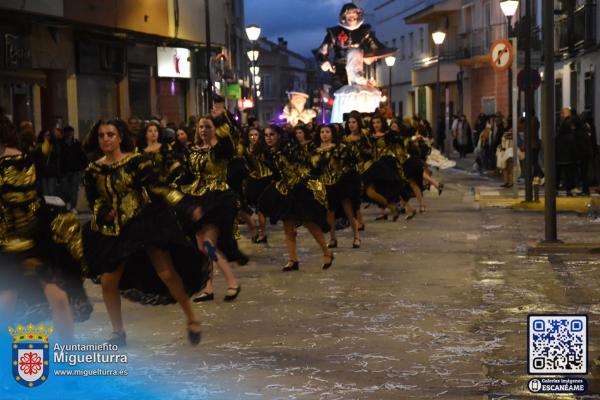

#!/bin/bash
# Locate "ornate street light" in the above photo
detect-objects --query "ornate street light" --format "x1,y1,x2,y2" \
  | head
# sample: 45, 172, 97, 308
384, 56, 396, 111
246, 24, 262, 119
432, 30, 446, 149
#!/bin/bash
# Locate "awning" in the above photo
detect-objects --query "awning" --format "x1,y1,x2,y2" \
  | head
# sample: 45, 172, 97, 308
0, 69, 46, 86
405, 0, 462, 24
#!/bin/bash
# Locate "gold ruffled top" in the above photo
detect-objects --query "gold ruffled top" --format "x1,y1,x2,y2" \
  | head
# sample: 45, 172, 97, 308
0, 154, 42, 252
268, 141, 312, 195
180, 126, 234, 197
343, 129, 374, 175
142, 142, 185, 189
83, 153, 182, 237
311, 143, 355, 186
245, 145, 273, 180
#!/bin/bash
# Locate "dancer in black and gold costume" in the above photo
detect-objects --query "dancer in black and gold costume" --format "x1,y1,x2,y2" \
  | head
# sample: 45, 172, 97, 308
82, 119, 207, 346
312, 124, 361, 249
0, 117, 92, 342
177, 115, 242, 303
369, 114, 417, 220
258, 125, 334, 271
242, 126, 272, 243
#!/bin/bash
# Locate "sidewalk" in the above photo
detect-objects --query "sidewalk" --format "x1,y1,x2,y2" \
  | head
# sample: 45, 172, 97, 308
447, 153, 600, 214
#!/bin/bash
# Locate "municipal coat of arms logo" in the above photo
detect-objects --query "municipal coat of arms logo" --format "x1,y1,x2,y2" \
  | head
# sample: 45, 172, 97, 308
9, 324, 52, 388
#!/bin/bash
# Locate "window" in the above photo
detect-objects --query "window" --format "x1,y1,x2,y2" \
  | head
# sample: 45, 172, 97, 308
392, 38, 396, 48
570, 64, 578, 110
409, 32, 414, 58
399, 101, 404, 117
262, 74, 271, 97
419, 28, 424, 54
584, 71, 594, 112
400, 36, 405, 59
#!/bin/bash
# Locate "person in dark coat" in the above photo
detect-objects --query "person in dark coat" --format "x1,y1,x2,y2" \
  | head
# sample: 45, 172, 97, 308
556, 108, 577, 195
571, 115, 592, 195
59, 126, 88, 211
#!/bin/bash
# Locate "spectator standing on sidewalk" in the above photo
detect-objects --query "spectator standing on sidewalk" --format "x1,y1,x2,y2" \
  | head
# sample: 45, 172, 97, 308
580, 111, 599, 191
59, 126, 88, 211
556, 108, 577, 196
35, 127, 62, 197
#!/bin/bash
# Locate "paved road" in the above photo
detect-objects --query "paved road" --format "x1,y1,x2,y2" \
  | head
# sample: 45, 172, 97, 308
74, 167, 600, 399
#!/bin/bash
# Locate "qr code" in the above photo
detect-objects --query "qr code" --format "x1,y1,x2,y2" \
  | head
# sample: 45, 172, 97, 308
528, 315, 587, 374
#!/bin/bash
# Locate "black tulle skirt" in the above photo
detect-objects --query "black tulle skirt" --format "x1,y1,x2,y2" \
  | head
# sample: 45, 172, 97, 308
361, 156, 403, 203
258, 181, 330, 233
0, 204, 93, 323
245, 176, 273, 209
326, 170, 361, 217
82, 200, 209, 305
178, 189, 241, 262
404, 156, 424, 191
227, 158, 251, 214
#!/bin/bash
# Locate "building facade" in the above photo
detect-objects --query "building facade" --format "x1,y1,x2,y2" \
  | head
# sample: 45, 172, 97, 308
0, 0, 236, 138
254, 37, 321, 125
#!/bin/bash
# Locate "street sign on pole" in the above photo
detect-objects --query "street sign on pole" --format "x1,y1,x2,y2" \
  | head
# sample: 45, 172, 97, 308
489, 39, 514, 72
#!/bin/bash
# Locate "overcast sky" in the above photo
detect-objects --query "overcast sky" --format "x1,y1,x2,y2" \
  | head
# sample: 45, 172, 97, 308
245, 0, 368, 57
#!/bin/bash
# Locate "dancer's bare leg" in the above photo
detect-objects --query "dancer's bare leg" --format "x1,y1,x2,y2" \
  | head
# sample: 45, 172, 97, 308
101, 264, 125, 334
42, 282, 74, 342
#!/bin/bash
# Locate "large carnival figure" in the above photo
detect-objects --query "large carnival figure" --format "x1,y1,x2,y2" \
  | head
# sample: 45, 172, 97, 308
281, 92, 317, 127
316, 2, 394, 123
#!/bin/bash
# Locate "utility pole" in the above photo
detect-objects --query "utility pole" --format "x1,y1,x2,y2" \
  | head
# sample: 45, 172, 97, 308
542, 0, 557, 242
524, 0, 534, 202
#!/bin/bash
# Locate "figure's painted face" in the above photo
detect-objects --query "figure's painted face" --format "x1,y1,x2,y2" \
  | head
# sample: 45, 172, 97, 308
264, 128, 279, 147
291, 95, 307, 110
345, 10, 359, 27
249, 128, 260, 145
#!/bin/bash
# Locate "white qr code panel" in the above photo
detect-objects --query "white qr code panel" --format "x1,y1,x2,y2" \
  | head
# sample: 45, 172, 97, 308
528, 315, 587, 375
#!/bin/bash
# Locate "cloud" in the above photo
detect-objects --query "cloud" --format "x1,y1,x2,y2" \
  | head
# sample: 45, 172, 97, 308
245, 0, 350, 56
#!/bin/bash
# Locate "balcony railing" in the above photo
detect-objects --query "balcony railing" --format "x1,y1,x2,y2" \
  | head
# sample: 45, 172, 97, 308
457, 23, 507, 60
556, 3, 596, 54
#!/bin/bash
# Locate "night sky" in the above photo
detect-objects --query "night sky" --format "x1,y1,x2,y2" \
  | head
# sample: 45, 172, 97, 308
245, 0, 368, 57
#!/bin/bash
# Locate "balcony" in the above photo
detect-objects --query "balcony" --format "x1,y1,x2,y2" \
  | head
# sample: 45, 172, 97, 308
555, 3, 596, 55
457, 23, 507, 60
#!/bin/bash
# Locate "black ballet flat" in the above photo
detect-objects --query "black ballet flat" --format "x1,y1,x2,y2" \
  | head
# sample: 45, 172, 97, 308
251, 234, 259, 243
224, 285, 241, 302
375, 214, 388, 221
106, 331, 127, 347
358, 224, 365, 231
438, 183, 444, 196
352, 238, 361, 249
282, 261, 299, 272
405, 210, 417, 221
193, 291, 214, 303
187, 321, 202, 345
236, 251, 249, 266
322, 253, 334, 270
327, 239, 338, 249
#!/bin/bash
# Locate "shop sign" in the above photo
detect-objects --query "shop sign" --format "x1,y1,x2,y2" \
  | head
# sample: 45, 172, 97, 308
157, 47, 191, 78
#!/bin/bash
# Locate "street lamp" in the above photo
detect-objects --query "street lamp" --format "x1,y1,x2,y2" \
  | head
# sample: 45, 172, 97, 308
501, 0, 518, 117
246, 24, 261, 121
432, 30, 446, 150
501, 0, 519, 193
384, 55, 396, 113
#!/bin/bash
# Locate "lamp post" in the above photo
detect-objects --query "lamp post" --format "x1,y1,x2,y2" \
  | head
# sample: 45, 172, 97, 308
432, 30, 446, 150
246, 24, 261, 120
501, 1, 519, 117
384, 55, 396, 114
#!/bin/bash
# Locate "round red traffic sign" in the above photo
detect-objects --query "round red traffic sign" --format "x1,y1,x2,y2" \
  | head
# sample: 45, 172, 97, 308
489, 39, 513, 73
